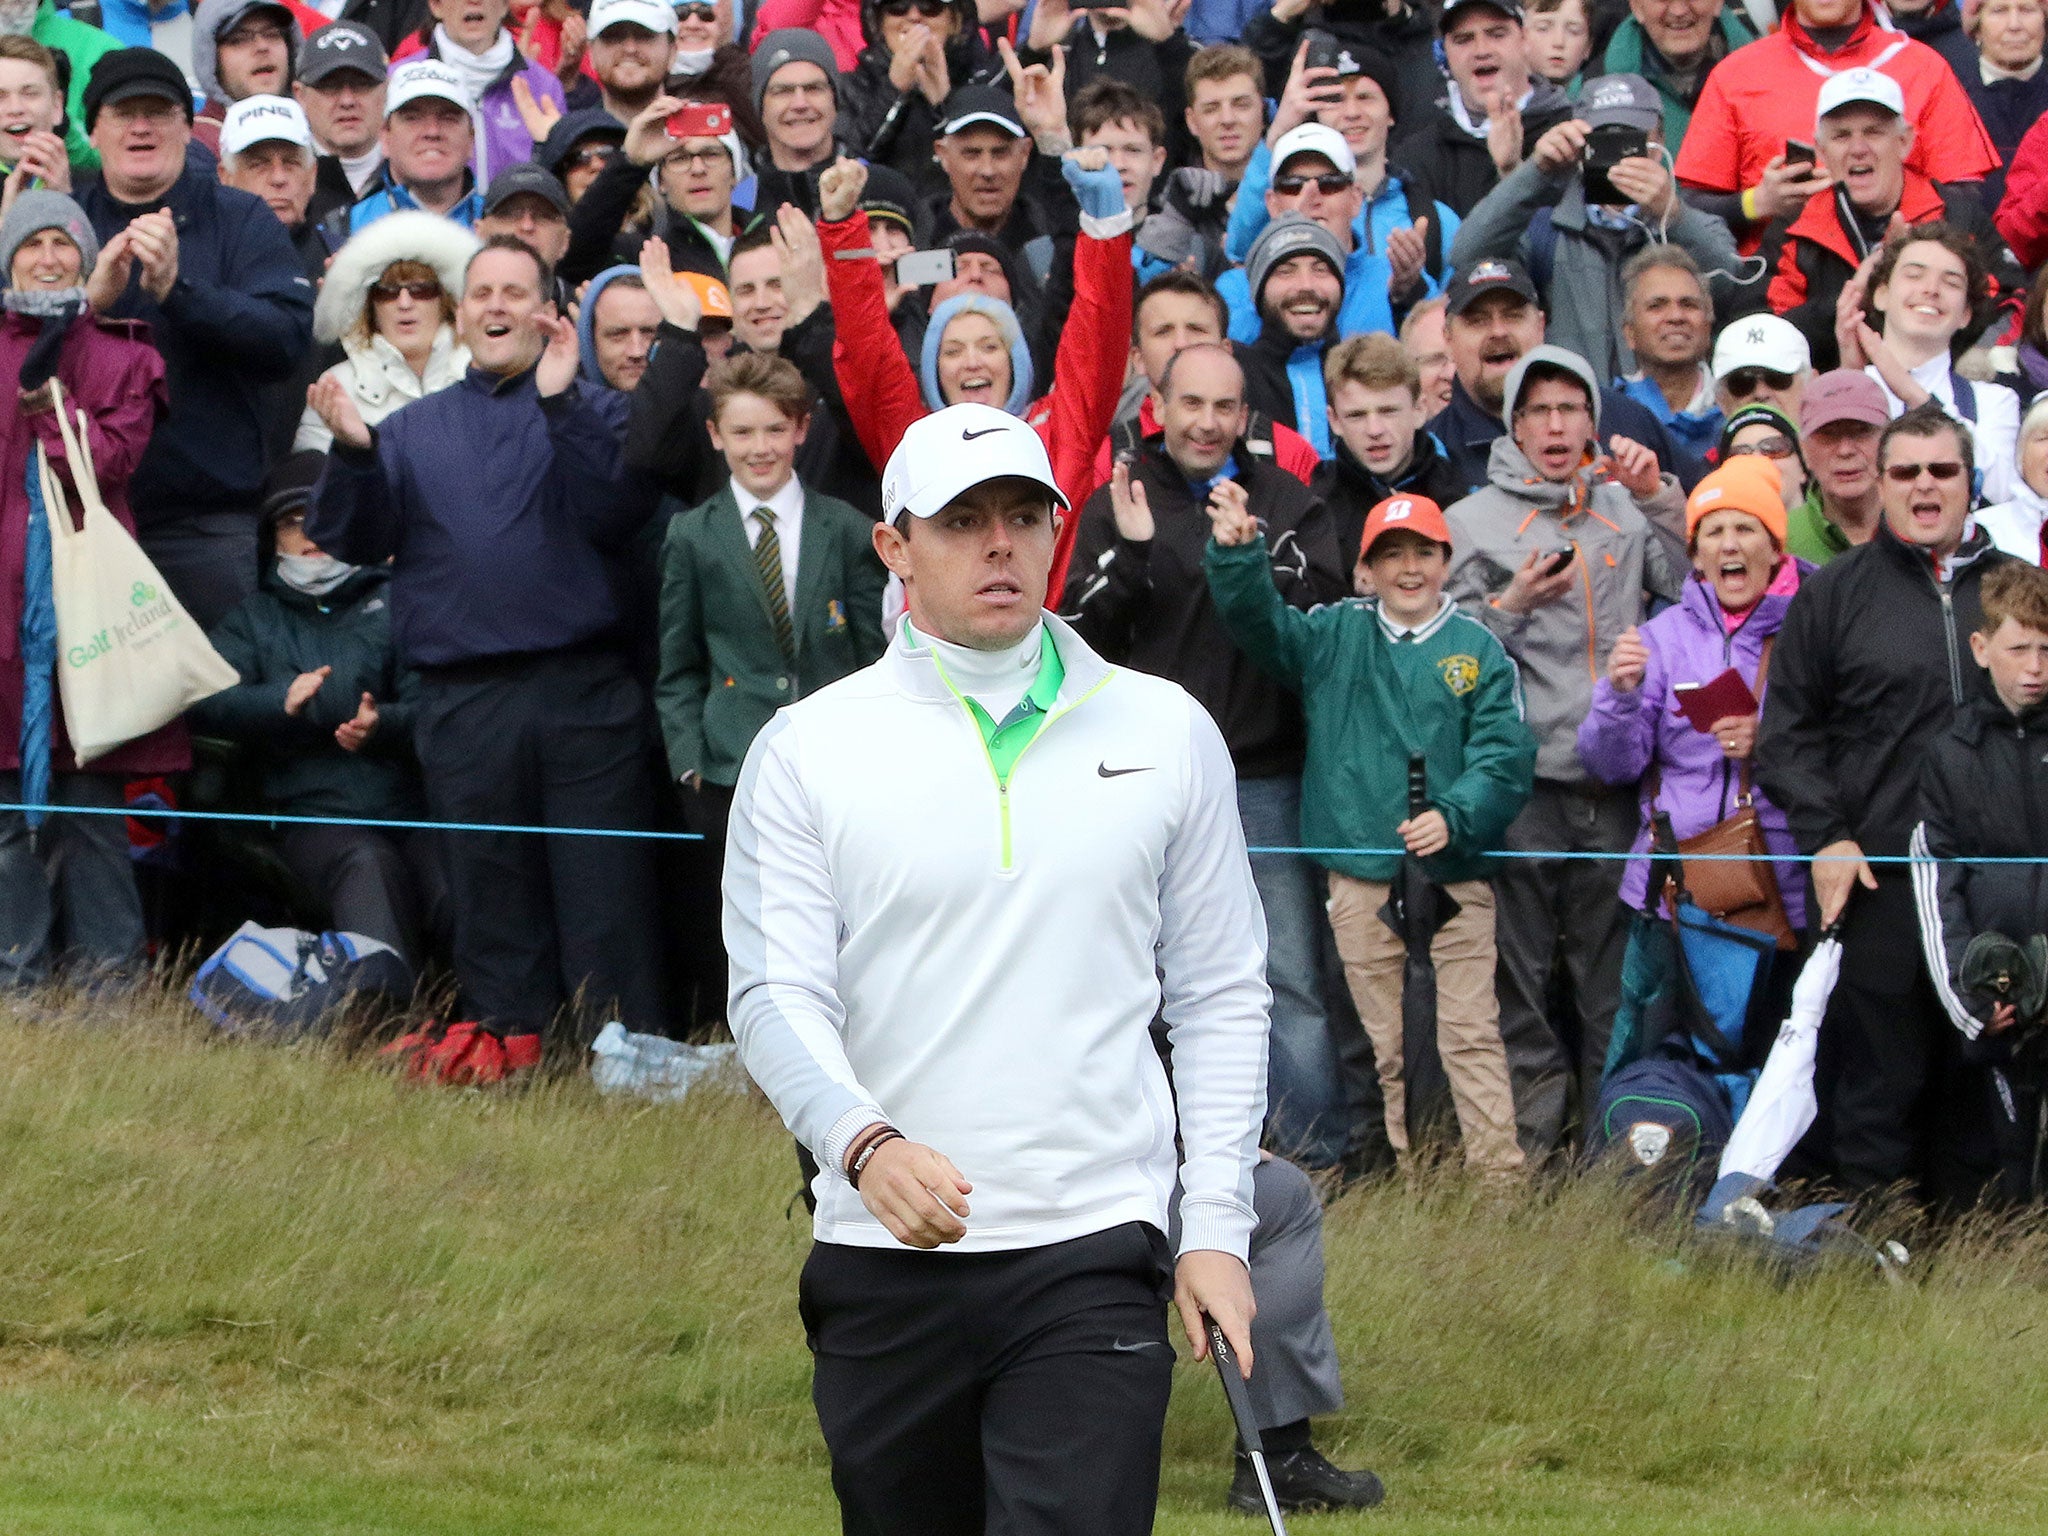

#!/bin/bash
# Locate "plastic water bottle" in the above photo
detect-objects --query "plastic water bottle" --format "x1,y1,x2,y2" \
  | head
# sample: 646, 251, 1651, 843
589, 1021, 740, 1102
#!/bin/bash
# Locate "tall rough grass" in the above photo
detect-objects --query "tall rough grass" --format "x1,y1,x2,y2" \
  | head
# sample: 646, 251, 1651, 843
0, 990, 2045, 1533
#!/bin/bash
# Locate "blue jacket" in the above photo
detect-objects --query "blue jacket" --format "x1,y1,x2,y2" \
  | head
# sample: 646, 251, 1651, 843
77, 166, 315, 521
1225, 141, 1460, 285
326, 170, 484, 243
306, 369, 653, 668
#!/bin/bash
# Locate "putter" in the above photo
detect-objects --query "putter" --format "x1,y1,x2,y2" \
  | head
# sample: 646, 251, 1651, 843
1206, 1318, 1289, 1536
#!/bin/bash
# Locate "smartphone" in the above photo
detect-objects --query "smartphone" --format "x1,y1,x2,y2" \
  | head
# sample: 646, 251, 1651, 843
1303, 28, 1344, 74
666, 100, 732, 140
1582, 123, 1648, 206
1541, 545, 1577, 577
892, 248, 955, 287
1784, 138, 1817, 169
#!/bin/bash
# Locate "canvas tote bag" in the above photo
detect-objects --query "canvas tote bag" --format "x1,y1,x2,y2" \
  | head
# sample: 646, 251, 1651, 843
36, 380, 237, 763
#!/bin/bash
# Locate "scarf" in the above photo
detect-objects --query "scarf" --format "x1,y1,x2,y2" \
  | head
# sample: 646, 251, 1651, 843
673, 47, 717, 74
432, 24, 516, 105
4, 286, 88, 320
275, 551, 358, 597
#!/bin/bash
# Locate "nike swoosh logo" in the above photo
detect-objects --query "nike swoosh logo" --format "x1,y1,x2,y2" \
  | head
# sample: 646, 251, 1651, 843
1110, 1338, 1168, 1352
1098, 763, 1154, 778
960, 427, 1007, 440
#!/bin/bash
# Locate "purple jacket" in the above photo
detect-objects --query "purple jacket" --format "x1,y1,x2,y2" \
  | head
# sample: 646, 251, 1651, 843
0, 309, 186, 776
394, 34, 567, 185
1576, 570, 1808, 928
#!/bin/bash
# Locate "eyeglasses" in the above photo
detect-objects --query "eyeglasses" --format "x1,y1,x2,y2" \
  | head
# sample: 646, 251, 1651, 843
1273, 172, 1353, 197
1514, 401, 1591, 423
566, 145, 614, 170
879, 0, 950, 15
662, 147, 730, 169
1726, 435, 1797, 461
1882, 459, 1966, 483
675, 3, 718, 20
371, 279, 441, 302
1723, 367, 1796, 398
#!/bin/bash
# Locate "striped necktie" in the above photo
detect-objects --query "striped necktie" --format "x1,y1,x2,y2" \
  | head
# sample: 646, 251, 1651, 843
754, 507, 797, 663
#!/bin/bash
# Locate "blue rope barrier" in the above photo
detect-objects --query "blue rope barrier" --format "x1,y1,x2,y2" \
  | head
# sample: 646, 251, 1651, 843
0, 801, 2037, 864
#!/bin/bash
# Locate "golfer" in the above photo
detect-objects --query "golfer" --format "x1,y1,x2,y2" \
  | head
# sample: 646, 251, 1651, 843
724, 402, 1272, 1534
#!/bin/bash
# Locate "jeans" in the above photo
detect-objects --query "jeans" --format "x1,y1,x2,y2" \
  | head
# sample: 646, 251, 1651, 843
0, 772, 146, 988
1238, 773, 1345, 1166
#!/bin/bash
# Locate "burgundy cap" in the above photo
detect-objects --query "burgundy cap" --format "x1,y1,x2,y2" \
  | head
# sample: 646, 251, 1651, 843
1798, 369, 1889, 435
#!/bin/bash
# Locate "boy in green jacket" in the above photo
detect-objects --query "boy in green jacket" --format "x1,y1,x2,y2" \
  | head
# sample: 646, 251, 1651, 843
1205, 493, 1534, 1174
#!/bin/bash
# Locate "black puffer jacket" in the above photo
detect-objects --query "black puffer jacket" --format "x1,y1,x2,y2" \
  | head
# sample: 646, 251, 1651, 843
1059, 437, 1347, 777
192, 565, 423, 821
1759, 520, 2008, 864
840, 0, 1001, 195
1311, 431, 1467, 562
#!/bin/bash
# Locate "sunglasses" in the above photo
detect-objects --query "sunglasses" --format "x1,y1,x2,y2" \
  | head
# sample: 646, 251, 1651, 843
1882, 459, 1966, 483
1724, 367, 1796, 398
879, 0, 951, 16
566, 145, 615, 170
1726, 435, 1797, 461
1273, 171, 1353, 197
371, 279, 442, 302
675, 3, 718, 20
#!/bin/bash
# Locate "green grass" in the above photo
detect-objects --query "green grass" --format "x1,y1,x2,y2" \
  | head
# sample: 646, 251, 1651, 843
1, 990, 2047, 1533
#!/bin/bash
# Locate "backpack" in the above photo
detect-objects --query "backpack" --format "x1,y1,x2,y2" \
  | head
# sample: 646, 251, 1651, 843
190, 921, 413, 1038
1587, 1052, 1736, 1202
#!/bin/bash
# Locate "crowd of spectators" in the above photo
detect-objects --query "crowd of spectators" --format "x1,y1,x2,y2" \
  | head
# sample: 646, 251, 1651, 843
9, 0, 2048, 1204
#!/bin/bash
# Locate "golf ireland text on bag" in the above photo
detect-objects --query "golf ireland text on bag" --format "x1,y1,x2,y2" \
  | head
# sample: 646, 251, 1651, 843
34, 380, 237, 763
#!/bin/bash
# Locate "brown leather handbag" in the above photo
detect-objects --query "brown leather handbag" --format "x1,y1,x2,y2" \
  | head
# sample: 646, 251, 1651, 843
1653, 640, 1796, 949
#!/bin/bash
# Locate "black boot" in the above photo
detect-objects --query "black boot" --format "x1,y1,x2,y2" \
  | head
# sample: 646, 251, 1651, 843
1229, 1445, 1386, 1514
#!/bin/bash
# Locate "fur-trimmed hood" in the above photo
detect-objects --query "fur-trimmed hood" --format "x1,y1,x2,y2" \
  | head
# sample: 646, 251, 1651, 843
314, 211, 482, 345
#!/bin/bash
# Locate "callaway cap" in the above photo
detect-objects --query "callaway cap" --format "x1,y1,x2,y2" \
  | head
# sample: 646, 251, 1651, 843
220, 93, 313, 156
1272, 122, 1357, 180
1710, 313, 1810, 381
298, 19, 388, 85
1445, 257, 1539, 317
1359, 495, 1451, 559
83, 48, 194, 130
940, 85, 1026, 138
1579, 72, 1660, 133
587, 0, 677, 35
1439, 0, 1524, 32
385, 60, 471, 117
1797, 368, 1890, 434
882, 403, 1068, 522
482, 161, 570, 218
1816, 66, 1905, 125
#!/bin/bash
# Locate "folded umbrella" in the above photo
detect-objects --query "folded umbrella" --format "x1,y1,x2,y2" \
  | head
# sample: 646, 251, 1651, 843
1717, 933, 1843, 1184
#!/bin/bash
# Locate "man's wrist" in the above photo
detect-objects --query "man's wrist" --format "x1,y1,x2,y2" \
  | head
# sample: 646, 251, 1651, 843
845, 1124, 903, 1187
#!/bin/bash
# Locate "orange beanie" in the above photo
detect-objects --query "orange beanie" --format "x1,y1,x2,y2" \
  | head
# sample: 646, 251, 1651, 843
1685, 456, 1787, 550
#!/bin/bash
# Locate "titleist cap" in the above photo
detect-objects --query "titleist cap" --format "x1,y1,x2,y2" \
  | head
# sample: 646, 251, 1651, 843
882, 404, 1068, 522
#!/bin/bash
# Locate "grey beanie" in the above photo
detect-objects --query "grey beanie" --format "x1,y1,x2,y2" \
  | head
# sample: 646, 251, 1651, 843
0, 190, 101, 286
1246, 214, 1345, 309
1502, 343, 1603, 435
751, 29, 839, 114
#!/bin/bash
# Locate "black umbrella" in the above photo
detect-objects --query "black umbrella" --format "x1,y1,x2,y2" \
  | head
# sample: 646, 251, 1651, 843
1378, 754, 1458, 1144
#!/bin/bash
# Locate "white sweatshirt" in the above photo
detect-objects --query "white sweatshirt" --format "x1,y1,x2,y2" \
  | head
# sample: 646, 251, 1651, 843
724, 614, 1271, 1260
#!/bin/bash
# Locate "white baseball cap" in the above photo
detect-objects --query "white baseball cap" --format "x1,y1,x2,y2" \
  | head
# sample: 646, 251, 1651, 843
588, 0, 677, 37
882, 404, 1069, 522
385, 60, 471, 117
220, 94, 312, 156
1711, 313, 1812, 381
1815, 66, 1905, 126
1271, 122, 1357, 180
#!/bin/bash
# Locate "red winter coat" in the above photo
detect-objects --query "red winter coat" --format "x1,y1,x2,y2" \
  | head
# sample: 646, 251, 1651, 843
749, 0, 865, 70
1674, 6, 1997, 249
821, 209, 1133, 602
1996, 114, 2048, 270
0, 309, 185, 776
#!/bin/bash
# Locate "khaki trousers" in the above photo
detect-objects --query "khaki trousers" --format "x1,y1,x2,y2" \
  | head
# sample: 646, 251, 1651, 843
1326, 873, 1525, 1174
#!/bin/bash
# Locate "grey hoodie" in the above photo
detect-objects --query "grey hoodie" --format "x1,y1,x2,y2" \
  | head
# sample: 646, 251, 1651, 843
1443, 347, 1687, 781
192, 0, 304, 109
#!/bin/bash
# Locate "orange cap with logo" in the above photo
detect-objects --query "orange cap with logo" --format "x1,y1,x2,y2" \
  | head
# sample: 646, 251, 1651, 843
1359, 494, 1452, 560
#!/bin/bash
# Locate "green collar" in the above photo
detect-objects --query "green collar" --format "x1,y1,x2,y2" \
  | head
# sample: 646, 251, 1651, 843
922, 625, 1066, 784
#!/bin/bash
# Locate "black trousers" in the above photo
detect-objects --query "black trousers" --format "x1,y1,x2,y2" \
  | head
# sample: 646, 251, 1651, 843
800, 1222, 1176, 1536
412, 647, 664, 1038
1818, 876, 1997, 1206
278, 823, 447, 967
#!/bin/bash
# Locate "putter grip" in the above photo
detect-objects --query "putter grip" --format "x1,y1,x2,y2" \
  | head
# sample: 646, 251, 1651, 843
1407, 753, 1428, 818
1206, 1320, 1265, 1453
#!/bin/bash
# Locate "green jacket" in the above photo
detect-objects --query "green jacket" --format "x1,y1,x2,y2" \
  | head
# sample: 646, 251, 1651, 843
1205, 536, 1536, 885
1602, 10, 1758, 152
33, 0, 119, 173
1785, 486, 1855, 566
656, 482, 888, 787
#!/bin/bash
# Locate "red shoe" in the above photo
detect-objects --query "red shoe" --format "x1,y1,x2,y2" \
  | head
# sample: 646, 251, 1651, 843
501, 1032, 542, 1072
443, 1028, 509, 1085
417, 1021, 482, 1082
378, 1022, 442, 1070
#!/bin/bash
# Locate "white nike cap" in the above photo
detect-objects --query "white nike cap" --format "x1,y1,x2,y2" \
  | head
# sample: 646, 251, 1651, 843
882, 404, 1069, 522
